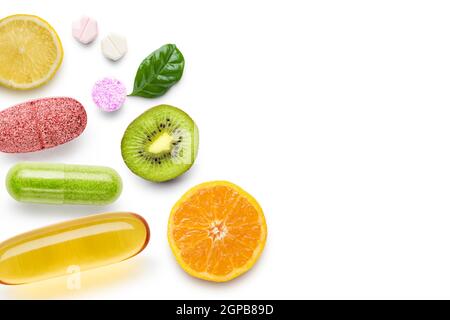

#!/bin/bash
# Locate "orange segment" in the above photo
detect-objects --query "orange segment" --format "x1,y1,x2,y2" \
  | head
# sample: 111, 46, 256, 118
168, 181, 267, 282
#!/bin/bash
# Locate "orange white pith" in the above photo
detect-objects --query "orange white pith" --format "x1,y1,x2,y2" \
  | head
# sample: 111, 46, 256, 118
168, 181, 267, 282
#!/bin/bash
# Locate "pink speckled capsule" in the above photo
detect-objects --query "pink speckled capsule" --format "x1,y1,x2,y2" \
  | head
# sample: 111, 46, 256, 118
0, 97, 87, 153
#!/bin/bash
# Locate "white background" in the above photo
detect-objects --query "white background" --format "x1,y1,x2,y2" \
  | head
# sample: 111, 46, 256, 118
1, 0, 450, 300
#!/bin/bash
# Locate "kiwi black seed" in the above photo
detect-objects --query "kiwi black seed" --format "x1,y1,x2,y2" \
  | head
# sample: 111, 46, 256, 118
121, 105, 199, 182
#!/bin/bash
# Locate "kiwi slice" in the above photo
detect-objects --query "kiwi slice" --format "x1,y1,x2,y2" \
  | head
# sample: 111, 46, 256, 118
121, 105, 199, 182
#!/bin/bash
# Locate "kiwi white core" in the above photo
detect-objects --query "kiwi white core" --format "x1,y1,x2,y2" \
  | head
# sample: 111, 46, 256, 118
146, 132, 174, 154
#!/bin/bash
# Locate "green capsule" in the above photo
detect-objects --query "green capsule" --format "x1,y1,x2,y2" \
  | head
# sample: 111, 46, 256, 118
6, 163, 123, 205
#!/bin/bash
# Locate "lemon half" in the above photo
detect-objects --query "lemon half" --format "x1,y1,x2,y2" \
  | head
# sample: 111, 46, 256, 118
0, 14, 63, 90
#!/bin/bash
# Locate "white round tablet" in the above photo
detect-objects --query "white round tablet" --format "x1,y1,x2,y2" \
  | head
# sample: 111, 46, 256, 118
101, 33, 128, 61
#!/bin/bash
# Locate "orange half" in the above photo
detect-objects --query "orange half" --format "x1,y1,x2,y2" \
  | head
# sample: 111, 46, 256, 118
168, 181, 267, 282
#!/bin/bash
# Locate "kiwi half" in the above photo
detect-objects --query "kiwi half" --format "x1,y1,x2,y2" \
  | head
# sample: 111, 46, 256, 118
121, 105, 199, 182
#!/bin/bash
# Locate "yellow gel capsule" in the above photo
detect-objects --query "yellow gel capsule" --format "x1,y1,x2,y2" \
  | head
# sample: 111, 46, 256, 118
0, 212, 150, 285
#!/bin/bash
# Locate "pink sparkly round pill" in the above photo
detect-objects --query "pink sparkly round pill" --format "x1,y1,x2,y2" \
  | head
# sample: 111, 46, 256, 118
92, 78, 127, 112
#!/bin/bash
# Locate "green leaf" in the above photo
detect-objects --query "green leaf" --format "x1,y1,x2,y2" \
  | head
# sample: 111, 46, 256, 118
130, 44, 185, 98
